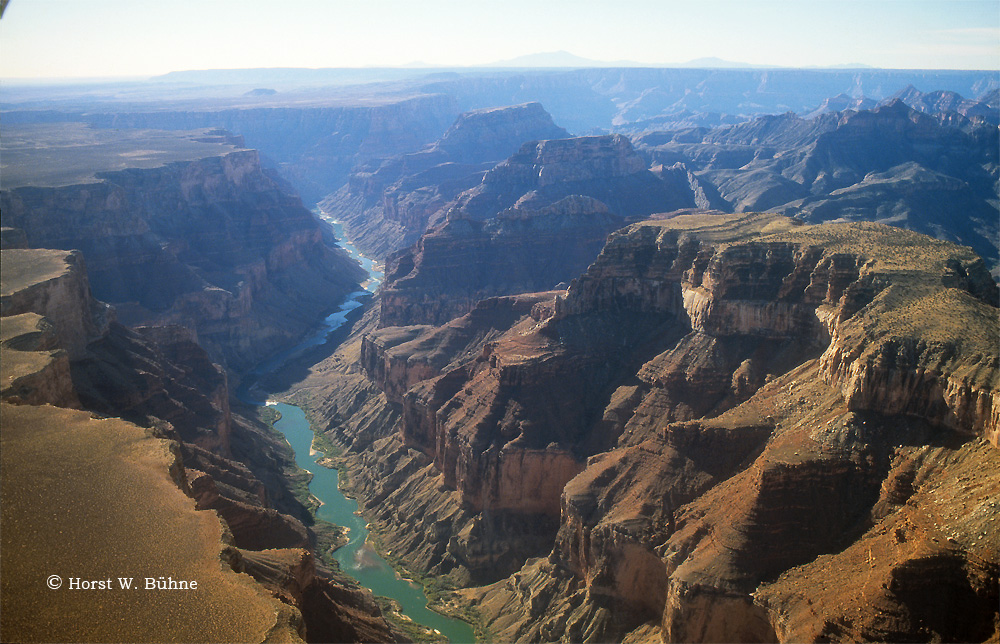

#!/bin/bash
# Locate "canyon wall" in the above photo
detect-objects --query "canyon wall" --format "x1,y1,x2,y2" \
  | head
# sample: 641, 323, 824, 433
636, 101, 1000, 274
469, 214, 999, 643
79, 94, 460, 204
1, 143, 365, 373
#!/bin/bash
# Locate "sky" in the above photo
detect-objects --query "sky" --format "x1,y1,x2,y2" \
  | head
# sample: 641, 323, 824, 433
1, 0, 998, 79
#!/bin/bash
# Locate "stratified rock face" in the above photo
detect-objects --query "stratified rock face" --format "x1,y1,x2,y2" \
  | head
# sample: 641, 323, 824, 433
362, 292, 560, 405
465, 213, 998, 643
381, 195, 623, 326
318, 212, 998, 641
379, 134, 700, 326
452, 134, 690, 221
0, 313, 80, 409
1, 248, 236, 454
436, 102, 572, 165
321, 102, 570, 259
636, 101, 1000, 273
1, 138, 365, 371
0, 249, 110, 358
239, 548, 401, 644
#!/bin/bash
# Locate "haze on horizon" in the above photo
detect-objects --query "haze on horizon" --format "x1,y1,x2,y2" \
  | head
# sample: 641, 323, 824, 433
0, 0, 998, 80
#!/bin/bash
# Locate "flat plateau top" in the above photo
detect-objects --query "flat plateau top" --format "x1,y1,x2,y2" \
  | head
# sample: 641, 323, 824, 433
636, 211, 984, 275
0, 122, 245, 189
0, 248, 75, 296
0, 402, 296, 642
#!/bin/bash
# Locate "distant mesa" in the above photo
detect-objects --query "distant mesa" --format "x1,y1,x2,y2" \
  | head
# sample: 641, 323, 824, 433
482, 52, 759, 69
0, 123, 247, 189
244, 87, 277, 96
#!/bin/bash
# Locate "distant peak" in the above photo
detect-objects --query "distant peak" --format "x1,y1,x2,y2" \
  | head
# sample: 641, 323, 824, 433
874, 98, 917, 116
892, 84, 923, 99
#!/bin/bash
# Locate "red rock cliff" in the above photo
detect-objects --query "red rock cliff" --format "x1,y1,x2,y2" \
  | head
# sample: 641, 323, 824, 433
470, 213, 998, 643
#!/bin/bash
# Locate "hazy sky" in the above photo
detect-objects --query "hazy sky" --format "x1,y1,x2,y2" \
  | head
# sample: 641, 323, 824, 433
1, 0, 998, 78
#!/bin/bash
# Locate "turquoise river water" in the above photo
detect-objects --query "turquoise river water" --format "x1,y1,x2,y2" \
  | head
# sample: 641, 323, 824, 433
242, 209, 476, 643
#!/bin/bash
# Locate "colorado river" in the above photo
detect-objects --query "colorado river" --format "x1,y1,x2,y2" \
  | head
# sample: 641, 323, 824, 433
242, 210, 476, 643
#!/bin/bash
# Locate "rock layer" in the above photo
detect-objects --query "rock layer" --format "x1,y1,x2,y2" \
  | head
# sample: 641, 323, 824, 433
636, 101, 1000, 273
468, 213, 998, 642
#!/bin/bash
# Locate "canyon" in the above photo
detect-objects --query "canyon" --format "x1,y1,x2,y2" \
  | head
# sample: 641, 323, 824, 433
2, 66, 998, 644
322, 102, 570, 259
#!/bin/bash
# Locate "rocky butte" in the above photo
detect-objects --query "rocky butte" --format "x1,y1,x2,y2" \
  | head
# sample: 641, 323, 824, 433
322, 102, 571, 259
379, 133, 703, 326
290, 211, 998, 642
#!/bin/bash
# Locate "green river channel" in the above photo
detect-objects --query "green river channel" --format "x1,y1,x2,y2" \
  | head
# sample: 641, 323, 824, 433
242, 210, 477, 643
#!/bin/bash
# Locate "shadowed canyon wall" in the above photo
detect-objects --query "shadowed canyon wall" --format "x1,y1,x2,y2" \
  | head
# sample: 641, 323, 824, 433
2, 144, 366, 373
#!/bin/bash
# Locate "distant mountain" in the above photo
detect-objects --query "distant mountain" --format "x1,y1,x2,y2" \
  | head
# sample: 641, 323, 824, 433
483, 51, 642, 68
